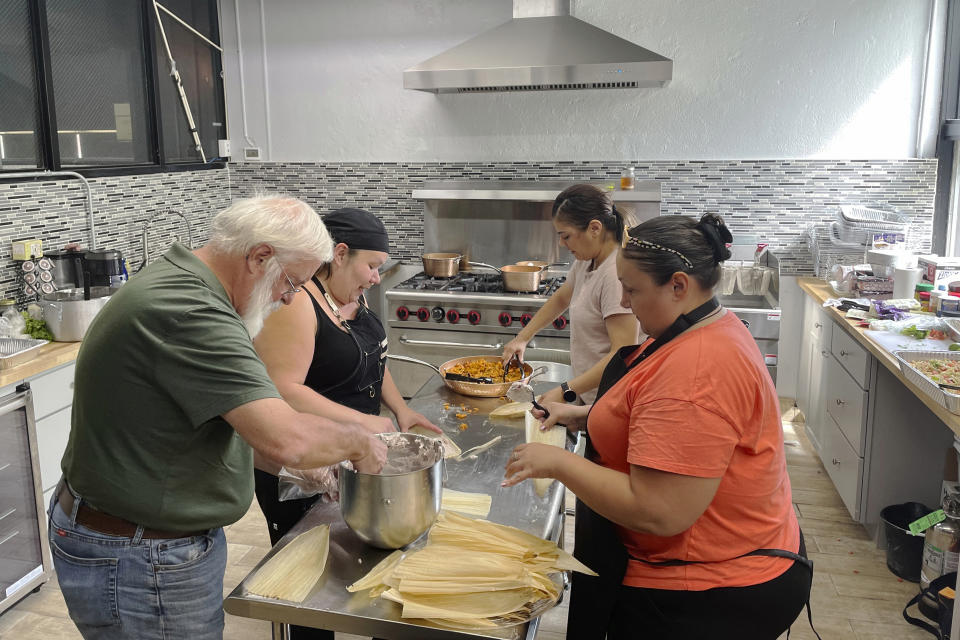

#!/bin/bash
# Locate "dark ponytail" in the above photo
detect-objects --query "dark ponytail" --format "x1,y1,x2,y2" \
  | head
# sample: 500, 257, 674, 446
622, 212, 733, 289
552, 184, 624, 243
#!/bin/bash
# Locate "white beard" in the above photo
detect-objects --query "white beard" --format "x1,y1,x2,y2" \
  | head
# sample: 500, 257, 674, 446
242, 272, 283, 338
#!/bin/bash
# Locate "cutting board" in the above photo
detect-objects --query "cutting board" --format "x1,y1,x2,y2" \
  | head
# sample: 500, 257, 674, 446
863, 329, 953, 355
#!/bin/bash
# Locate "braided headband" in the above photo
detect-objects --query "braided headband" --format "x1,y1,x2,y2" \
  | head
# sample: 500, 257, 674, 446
625, 236, 694, 269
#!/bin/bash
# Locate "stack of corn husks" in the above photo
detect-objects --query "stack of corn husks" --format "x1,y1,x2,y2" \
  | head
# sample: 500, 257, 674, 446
347, 511, 596, 629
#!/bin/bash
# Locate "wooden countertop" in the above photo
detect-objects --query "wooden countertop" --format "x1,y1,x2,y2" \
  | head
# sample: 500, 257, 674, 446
798, 277, 960, 436
0, 341, 80, 388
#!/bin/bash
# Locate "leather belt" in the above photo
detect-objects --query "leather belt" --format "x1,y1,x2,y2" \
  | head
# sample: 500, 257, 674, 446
57, 484, 206, 540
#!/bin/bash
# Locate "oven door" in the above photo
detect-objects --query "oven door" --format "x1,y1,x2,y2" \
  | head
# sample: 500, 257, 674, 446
387, 327, 570, 398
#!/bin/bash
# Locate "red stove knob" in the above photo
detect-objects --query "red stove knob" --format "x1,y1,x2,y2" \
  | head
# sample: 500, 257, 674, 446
520, 313, 533, 326
396, 306, 410, 321
416, 307, 429, 322
446, 309, 461, 323
498, 312, 513, 327
467, 310, 481, 325
553, 315, 568, 330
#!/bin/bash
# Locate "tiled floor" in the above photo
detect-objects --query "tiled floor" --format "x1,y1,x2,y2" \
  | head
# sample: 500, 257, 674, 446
0, 402, 937, 639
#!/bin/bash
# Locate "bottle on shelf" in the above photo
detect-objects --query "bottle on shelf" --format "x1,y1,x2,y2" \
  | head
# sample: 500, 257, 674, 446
620, 166, 635, 190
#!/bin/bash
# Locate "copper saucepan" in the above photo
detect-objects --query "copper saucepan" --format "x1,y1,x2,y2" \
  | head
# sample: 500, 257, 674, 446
386, 354, 532, 398
421, 253, 461, 278
469, 262, 543, 293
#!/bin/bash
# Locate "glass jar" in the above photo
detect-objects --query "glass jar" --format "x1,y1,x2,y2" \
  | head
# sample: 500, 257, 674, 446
620, 166, 635, 190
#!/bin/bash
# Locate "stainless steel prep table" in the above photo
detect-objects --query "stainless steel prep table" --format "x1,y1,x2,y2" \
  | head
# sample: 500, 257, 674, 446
224, 377, 572, 640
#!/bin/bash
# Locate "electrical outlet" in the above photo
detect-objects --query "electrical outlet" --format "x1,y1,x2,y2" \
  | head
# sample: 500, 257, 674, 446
217, 139, 231, 158
243, 147, 262, 161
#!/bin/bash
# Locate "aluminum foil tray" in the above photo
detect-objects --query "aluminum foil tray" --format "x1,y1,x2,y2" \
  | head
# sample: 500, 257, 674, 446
0, 337, 49, 369
893, 350, 960, 415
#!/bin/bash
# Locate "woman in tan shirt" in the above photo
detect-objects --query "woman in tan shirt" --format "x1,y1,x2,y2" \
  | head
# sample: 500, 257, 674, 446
503, 184, 641, 404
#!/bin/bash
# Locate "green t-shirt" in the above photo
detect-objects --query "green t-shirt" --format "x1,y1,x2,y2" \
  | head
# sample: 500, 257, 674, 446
61, 243, 281, 531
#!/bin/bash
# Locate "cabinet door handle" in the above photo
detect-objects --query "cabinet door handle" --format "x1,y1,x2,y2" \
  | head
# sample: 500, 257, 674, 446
839, 350, 849, 357
835, 398, 845, 406
814, 322, 822, 329
831, 458, 840, 465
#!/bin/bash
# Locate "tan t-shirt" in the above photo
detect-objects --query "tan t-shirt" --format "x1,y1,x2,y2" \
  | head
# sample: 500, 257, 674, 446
566, 253, 639, 403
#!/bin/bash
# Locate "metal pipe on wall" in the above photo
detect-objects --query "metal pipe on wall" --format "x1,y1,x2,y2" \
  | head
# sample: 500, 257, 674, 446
0, 171, 97, 249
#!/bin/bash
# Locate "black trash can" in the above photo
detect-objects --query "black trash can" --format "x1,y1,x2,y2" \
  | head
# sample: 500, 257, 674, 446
881, 502, 930, 583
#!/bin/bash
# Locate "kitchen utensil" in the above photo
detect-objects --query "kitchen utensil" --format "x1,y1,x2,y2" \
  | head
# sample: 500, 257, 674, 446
386, 354, 533, 398
421, 252, 462, 278
506, 365, 550, 417
338, 432, 444, 549
41, 286, 116, 342
469, 262, 543, 293
514, 260, 567, 271
503, 353, 521, 381
0, 337, 48, 369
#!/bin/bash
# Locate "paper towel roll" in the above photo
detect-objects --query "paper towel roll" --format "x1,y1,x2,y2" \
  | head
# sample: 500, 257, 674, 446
893, 267, 922, 299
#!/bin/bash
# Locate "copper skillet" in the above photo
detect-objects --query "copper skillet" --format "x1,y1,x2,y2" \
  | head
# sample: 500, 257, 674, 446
386, 354, 532, 398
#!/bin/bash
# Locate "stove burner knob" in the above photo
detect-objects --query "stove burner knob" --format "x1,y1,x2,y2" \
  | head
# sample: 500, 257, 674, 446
396, 306, 410, 321
416, 307, 429, 322
431, 306, 445, 322
553, 315, 568, 330
520, 313, 533, 327
446, 309, 460, 324
498, 312, 513, 327
467, 310, 481, 325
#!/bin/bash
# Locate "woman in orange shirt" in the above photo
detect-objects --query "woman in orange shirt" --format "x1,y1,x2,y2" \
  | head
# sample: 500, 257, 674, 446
503, 213, 814, 639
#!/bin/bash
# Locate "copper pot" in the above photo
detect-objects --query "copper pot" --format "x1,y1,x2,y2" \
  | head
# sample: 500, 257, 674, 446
421, 253, 461, 278
470, 262, 543, 293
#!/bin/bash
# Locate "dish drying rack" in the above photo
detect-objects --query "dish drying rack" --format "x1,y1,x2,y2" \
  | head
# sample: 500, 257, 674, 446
806, 205, 912, 278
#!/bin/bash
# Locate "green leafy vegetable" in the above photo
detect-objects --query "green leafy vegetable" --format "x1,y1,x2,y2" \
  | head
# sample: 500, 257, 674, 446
901, 325, 929, 340
21, 311, 54, 341
950, 343, 960, 352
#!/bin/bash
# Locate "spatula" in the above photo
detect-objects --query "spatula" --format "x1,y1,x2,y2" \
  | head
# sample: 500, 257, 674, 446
506, 366, 549, 418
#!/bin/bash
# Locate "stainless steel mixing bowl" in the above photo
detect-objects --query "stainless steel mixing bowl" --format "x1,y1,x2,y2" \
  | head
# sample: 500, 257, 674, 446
338, 432, 444, 549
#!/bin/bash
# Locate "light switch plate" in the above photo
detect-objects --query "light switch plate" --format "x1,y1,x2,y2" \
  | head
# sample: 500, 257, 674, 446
217, 139, 231, 158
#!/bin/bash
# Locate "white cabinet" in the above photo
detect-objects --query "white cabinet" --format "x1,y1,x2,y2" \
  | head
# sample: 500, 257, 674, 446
27, 363, 75, 505
822, 409, 864, 519
797, 296, 831, 454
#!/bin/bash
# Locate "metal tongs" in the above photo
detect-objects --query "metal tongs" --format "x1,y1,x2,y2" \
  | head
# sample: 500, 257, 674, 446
506, 364, 550, 418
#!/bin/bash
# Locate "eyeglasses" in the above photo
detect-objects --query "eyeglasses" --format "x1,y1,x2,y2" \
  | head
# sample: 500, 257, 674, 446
276, 260, 302, 298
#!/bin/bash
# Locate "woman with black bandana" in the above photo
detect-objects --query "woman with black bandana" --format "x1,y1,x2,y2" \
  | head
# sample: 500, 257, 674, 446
252, 208, 441, 640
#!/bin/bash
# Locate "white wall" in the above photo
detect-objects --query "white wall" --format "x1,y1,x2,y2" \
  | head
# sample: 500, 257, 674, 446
219, 0, 933, 162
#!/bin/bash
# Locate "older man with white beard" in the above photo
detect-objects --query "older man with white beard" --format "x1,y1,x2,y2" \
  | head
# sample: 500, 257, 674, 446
48, 195, 387, 640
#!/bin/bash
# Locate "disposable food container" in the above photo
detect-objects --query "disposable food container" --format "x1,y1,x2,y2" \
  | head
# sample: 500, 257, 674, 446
893, 350, 960, 415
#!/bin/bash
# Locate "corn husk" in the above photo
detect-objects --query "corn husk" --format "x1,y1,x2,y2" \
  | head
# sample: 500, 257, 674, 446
409, 425, 462, 459
441, 488, 492, 518
245, 524, 329, 602
524, 411, 567, 497
489, 401, 532, 419
345, 510, 596, 629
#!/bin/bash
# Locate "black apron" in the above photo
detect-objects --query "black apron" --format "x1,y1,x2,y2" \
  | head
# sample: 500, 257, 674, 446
567, 297, 817, 639
304, 277, 387, 415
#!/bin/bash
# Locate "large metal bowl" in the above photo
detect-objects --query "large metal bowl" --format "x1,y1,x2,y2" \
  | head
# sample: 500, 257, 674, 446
338, 432, 444, 549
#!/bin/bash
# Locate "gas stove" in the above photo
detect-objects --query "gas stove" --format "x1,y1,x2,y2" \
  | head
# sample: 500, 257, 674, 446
393, 271, 565, 296
386, 271, 569, 333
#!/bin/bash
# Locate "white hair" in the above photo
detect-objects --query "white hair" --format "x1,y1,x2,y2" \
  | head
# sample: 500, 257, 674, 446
208, 194, 333, 264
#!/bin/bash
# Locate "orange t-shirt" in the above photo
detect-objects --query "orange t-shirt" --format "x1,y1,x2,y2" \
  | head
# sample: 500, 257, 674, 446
587, 311, 798, 591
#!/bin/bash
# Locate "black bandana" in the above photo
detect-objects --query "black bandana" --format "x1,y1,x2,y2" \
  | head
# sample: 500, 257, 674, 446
322, 208, 390, 253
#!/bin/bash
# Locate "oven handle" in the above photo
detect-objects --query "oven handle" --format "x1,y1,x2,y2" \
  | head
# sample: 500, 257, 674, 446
397, 335, 503, 350
527, 340, 570, 355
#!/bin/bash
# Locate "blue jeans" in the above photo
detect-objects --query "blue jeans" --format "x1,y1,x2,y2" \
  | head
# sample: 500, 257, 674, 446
48, 486, 227, 640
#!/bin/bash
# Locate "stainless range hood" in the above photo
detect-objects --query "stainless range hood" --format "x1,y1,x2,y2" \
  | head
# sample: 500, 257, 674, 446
404, 0, 672, 94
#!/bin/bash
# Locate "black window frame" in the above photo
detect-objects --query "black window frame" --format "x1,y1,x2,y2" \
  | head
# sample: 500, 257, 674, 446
3, 0, 226, 178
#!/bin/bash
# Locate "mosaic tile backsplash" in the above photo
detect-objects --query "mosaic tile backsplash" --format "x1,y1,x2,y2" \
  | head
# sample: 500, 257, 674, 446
0, 168, 230, 303
0, 159, 938, 304
230, 159, 938, 277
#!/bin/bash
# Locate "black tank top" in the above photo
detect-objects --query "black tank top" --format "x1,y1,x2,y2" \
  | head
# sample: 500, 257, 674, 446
302, 279, 386, 415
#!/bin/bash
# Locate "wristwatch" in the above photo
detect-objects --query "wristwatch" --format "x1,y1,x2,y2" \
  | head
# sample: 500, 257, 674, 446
561, 381, 577, 403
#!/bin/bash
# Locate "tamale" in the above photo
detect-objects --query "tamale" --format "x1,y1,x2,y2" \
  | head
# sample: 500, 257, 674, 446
489, 401, 532, 419
524, 411, 567, 497
441, 488, 493, 518
245, 524, 330, 602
